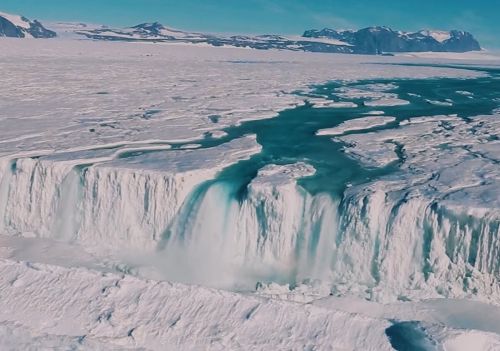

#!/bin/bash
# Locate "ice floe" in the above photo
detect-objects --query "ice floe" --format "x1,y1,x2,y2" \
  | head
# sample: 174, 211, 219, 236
317, 116, 396, 136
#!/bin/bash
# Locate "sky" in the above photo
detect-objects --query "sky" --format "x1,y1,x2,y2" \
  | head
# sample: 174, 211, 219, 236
2, 0, 499, 48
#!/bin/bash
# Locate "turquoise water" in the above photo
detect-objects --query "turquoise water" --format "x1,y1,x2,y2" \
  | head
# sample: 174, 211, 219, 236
386, 321, 437, 351
200, 66, 500, 200
121, 65, 500, 202
150, 64, 500, 291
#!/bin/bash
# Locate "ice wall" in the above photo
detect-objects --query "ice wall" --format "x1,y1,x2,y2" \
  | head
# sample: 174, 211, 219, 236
334, 183, 500, 301
0, 135, 261, 251
333, 114, 500, 301
1, 116, 500, 301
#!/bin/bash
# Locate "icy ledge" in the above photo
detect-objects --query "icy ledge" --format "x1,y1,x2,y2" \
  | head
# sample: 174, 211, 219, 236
0, 135, 261, 250
3, 122, 500, 302
334, 114, 500, 302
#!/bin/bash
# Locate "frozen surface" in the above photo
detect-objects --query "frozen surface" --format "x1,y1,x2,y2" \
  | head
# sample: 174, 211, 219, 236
285, 35, 353, 46
0, 259, 395, 351
1, 257, 500, 350
307, 98, 358, 108
335, 114, 500, 302
334, 83, 411, 107
1, 39, 500, 349
0, 39, 484, 157
317, 116, 396, 136
396, 50, 500, 61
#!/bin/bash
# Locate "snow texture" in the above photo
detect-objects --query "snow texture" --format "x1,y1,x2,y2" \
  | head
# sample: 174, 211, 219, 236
0, 38, 499, 349
317, 116, 396, 136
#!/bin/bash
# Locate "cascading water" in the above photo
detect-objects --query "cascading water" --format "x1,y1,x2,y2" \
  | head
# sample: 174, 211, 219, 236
53, 167, 83, 241
1, 69, 500, 301
158, 163, 339, 289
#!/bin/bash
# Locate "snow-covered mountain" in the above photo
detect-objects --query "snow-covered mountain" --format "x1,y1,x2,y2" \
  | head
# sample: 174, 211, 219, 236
303, 26, 481, 54
0, 11, 56, 38
0, 11, 481, 54
71, 21, 481, 54
74, 21, 355, 53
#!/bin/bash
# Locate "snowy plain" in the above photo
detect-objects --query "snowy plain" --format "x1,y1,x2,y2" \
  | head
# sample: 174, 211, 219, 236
1, 38, 500, 350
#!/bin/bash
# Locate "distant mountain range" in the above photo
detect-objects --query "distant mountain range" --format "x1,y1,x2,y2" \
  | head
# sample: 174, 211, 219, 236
0, 11, 56, 38
303, 27, 481, 54
68, 22, 484, 55
0, 11, 481, 55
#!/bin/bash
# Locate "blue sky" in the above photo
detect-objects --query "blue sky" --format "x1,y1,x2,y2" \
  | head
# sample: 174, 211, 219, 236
2, 0, 499, 48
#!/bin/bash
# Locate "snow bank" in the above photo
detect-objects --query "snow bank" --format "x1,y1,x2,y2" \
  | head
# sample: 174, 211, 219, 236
0, 259, 393, 351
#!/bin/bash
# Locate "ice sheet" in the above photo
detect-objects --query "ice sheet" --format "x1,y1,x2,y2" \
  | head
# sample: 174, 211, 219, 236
0, 38, 498, 350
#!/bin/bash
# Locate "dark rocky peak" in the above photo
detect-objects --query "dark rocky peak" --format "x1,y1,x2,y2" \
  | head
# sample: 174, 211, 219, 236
0, 11, 56, 38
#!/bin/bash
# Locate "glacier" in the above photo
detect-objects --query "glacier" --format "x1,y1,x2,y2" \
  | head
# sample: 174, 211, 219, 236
1, 38, 500, 349
0, 135, 261, 250
335, 114, 500, 302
